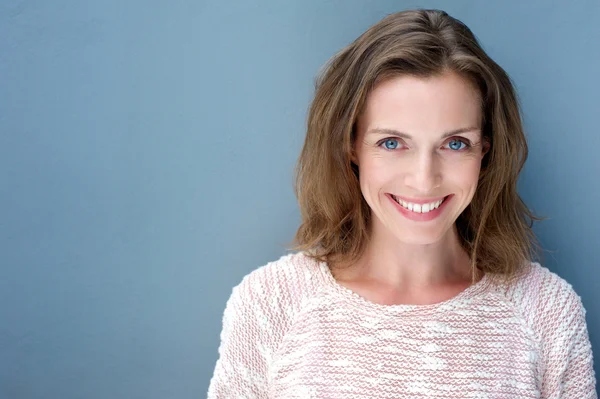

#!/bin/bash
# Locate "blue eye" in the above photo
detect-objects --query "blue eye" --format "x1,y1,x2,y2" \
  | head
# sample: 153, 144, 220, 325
381, 138, 399, 150
447, 139, 468, 151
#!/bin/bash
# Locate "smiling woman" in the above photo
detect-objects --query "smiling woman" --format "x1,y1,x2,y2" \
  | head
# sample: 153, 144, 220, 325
351, 72, 488, 246
208, 9, 597, 399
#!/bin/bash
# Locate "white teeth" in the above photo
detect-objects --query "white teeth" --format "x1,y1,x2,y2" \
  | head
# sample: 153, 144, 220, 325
393, 195, 445, 214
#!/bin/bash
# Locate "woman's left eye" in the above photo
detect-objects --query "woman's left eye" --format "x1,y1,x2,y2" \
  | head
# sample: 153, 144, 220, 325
446, 138, 469, 151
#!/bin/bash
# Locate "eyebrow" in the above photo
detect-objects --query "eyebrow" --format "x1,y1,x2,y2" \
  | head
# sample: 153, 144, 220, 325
367, 127, 481, 139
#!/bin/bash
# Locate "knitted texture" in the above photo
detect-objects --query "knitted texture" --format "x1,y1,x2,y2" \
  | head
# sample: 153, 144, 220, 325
208, 252, 597, 398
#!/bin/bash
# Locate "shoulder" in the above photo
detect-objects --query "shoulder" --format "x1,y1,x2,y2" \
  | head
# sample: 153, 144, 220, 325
234, 251, 323, 295
502, 262, 588, 340
505, 262, 584, 312
226, 251, 324, 318
502, 264, 597, 396
210, 252, 326, 395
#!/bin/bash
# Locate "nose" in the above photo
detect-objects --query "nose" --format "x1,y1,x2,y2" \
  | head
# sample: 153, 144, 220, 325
404, 151, 442, 193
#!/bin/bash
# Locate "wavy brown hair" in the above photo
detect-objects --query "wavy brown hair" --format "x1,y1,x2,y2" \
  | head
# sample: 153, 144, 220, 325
290, 9, 543, 284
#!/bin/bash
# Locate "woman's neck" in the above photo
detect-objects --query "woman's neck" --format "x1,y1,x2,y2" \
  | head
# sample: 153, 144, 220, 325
335, 223, 478, 291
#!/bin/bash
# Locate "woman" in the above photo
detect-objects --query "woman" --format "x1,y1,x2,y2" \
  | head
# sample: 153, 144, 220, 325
208, 9, 596, 398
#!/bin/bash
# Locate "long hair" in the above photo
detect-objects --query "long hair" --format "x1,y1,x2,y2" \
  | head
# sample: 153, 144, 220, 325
291, 9, 543, 284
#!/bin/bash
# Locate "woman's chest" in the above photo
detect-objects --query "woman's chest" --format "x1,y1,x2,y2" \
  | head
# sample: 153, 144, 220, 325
267, 305, 541, 398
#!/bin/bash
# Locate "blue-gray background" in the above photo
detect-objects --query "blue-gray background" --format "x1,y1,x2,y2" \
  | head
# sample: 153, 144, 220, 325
1, 0, 598, 397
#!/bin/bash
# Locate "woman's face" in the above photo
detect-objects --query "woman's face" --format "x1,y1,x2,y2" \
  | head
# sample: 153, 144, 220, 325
353, 71, 488, 245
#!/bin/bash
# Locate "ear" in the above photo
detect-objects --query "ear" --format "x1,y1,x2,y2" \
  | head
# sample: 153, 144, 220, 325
350, 149, 358, 165
481, 137, 491, 158
350, 142, 363, 168
350, 121, 362, 166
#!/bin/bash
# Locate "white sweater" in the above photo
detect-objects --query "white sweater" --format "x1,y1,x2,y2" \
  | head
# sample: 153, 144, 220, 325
208, 251, 597, 398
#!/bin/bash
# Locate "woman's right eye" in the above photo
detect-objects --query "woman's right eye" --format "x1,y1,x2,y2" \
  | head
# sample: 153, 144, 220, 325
380, 138, 400, 150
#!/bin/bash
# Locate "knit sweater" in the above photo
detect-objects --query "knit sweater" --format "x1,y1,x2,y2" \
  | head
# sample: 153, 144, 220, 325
207, 251, 597, 398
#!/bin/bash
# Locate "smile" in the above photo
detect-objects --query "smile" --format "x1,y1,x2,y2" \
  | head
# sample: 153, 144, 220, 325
391, 195, 449, 214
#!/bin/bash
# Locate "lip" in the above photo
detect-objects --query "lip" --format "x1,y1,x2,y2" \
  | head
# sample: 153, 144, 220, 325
386, 193, 453, 222
390, 195, 448, 205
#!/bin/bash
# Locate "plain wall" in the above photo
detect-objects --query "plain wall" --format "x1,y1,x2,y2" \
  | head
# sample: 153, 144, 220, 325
1, 0, 598, 397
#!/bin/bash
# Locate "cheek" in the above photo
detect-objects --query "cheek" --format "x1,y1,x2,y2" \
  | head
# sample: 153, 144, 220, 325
359, 159, 394, 205
358, 157, 391, 194
446, 158, 482, 190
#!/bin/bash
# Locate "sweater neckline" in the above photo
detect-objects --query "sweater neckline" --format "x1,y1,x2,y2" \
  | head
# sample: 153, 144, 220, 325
318, 260, 491, 313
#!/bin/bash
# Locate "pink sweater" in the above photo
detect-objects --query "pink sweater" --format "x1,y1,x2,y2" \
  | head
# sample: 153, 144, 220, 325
208, 252, 597, 398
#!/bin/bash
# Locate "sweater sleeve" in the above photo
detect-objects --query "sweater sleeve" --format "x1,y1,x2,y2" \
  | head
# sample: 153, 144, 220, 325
207, 274, 271, 399
538, 280, 597, 398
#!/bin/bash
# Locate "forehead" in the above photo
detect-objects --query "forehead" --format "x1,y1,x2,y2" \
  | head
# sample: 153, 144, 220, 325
358, 72, 482, 135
